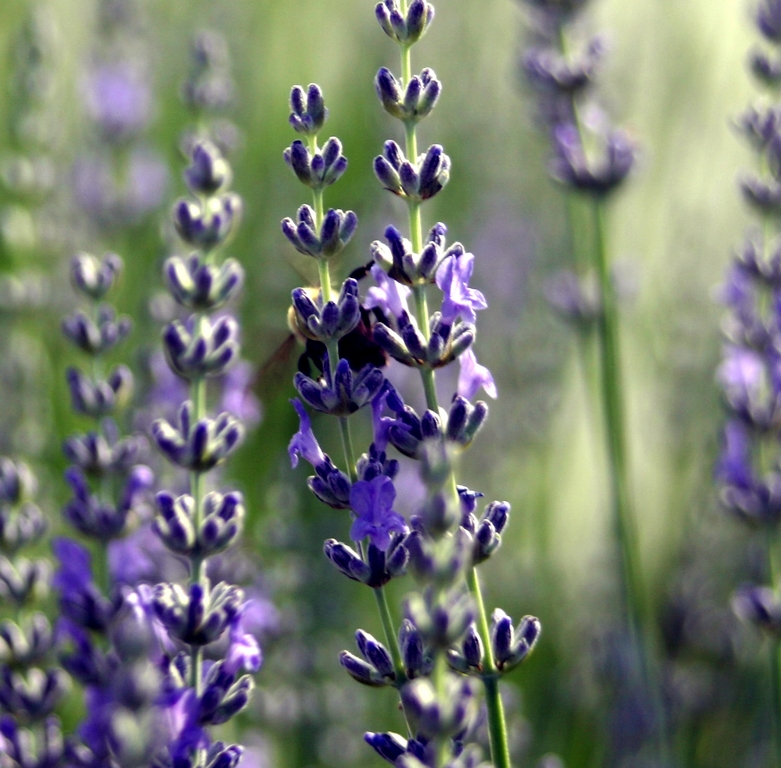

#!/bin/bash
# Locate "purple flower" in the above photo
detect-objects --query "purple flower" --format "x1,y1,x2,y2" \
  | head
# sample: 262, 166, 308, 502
365, 264, 411, 320
457, 349, 497, 400
288, 398, 326, 469
435, 250, 487, 324
224, 607, 263, 676
162, 687, 209, 762
716, 420, 754, 489
349, 475, 408, 551
84, 61, 152, 140
52, 537, 94, 592
717, 346, 766, 402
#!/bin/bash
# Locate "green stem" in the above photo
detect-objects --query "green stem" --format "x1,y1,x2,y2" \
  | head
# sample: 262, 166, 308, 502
592, 201, 669, 762
338, 416, 358, 484
467, 568, 511, 768
591, 201, 643, 637
374, 585, 406, 684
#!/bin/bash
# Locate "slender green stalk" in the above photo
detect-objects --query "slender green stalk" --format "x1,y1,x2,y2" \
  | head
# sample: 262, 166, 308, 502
467, 568, 511, 768
374, 585, 406, 683
592, 201, 670, 764
591, 201, 643, 637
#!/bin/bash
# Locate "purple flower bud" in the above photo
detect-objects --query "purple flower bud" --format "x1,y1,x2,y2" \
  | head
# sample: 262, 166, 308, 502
289, 83, 328, 136
323, 539, 373, 583
364, 731, 408, 763
70, 252, 123, 300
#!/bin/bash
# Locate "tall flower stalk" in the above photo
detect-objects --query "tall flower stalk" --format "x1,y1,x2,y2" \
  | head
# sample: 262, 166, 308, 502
0, 458, 68, 768
57, 251, 163, 766
150, 140, 259, 767
517, 0, 669, 761
282, 2, 540, 766
717, 1, 781, 764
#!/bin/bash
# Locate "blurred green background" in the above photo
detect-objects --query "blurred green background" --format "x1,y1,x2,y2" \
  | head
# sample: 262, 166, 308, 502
0, 0, 772, 766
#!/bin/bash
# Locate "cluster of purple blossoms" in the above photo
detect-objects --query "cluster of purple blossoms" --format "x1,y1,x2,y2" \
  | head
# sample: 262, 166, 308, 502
0, 459, 69, 768
718, 0, 781, 640
282, 2, 540, 767
56, 250, 166, 767
180, 29, 240, 158
148, 139, 259, 768
519, 0, 636, 324
72, 0, 168, 230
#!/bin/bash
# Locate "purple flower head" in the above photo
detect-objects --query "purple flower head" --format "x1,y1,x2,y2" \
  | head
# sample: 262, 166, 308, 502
435, 249, 487, 324
84, 61, 152, 141
550, 123, 635, 196
365, 264, 411, 321
349, 475, 408, 552
458, 348, 497, 400
288, 398, 326, 469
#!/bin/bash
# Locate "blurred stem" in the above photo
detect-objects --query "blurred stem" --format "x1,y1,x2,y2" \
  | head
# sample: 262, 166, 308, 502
467, 567, 511, 768
591, 201, 642, 633
592, 200, 669, 761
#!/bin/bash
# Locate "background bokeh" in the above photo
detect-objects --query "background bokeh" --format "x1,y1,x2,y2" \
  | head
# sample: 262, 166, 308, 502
0, 0, 771, 766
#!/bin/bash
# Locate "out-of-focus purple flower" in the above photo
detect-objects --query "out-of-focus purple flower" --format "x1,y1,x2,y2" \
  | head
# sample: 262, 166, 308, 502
716, 420, 754, 489
109, 522, 185, 586
550, 123, 635, 195
224, 607, 262, 676
73, 148, 168, 226
435, 249, 487, 324
717, 346, 767, 403
457, 348, 497, 400
84, 61, 152, 141
220, 361, 262, 427
288, 398, 326, 469
365, 264, 411, 320
162, 687, 208, 762
349, 475, 408, 551
52, 537, 93, 591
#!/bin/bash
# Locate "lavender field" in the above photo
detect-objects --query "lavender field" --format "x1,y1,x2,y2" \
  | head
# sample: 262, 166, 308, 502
0, 1, 772, 767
